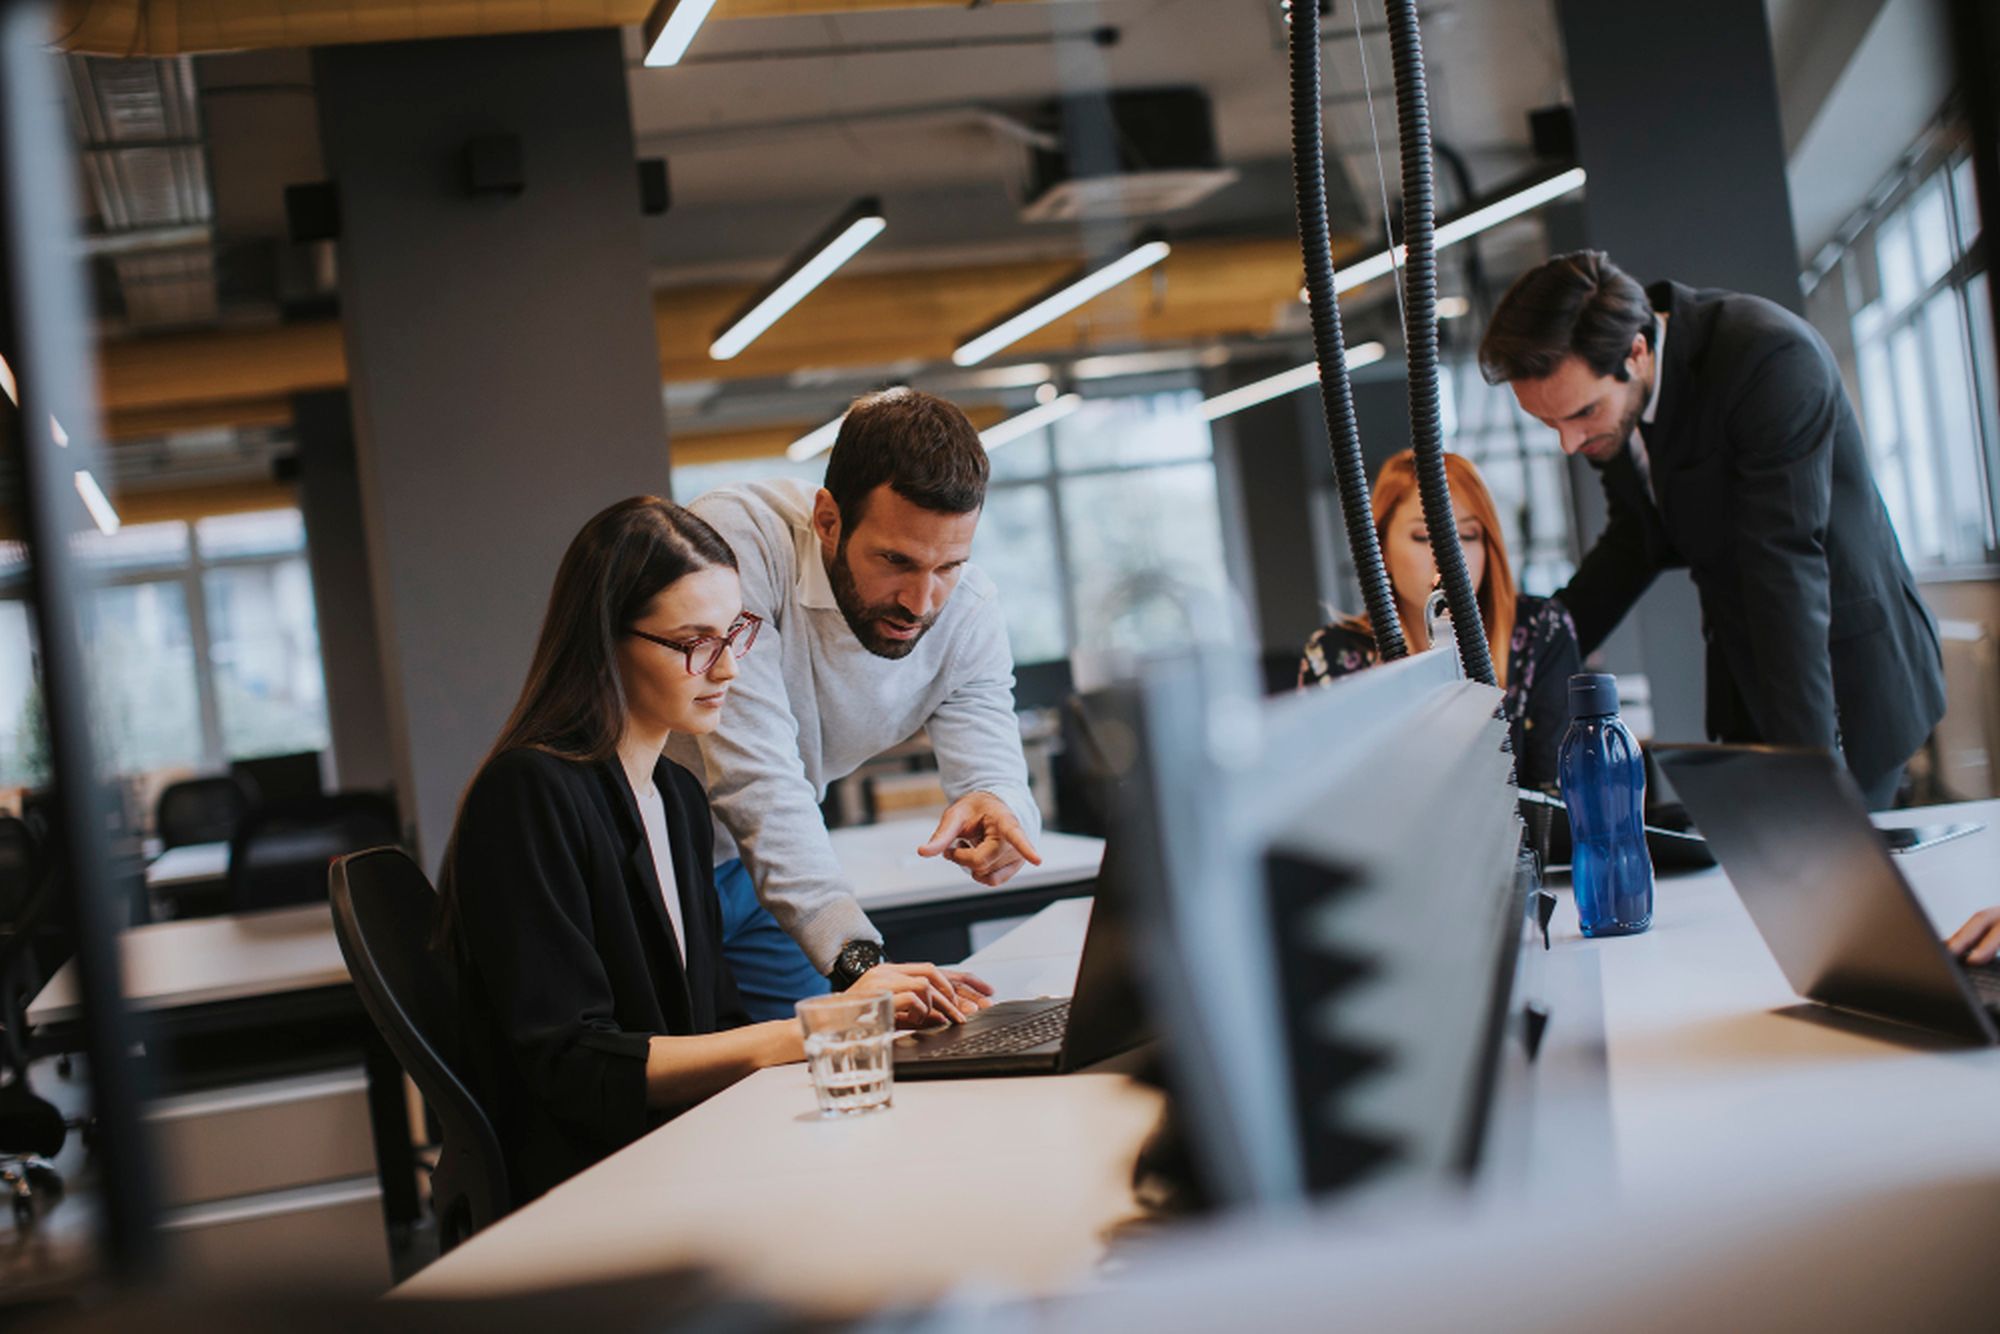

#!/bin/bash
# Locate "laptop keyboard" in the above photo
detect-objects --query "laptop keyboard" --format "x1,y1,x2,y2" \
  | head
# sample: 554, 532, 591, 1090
903, 1000, 1072, 1061
1964, 962, 2000, 1010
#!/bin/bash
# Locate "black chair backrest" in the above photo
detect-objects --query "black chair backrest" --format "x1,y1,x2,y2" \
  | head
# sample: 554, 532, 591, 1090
229, 751, 325, 806
156, 776, 251, 850
329, 848, 508, 1251
229, 792, 401, 914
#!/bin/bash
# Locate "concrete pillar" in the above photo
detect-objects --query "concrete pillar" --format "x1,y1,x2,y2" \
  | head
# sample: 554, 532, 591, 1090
1555, 0, 1804, 743
315, 30, 669, 869
291, 389, 395, 794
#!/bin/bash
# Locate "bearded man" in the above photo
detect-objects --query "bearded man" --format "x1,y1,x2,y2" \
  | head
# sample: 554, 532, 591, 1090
670, 388, 1043, 1019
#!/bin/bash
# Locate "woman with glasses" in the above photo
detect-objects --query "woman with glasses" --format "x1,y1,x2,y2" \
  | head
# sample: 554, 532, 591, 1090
435, 496, 982, 1203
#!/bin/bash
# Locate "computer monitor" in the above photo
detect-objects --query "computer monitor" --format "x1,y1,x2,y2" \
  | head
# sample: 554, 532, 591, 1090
1093, 644, 1530, 1210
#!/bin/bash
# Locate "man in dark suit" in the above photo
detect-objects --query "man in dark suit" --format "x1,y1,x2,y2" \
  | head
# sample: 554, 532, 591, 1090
1478, 250, 1944, 809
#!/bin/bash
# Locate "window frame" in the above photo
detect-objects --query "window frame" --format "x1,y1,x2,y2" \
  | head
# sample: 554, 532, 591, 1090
0, 508, 330, 777
1833, 126, 1997, 571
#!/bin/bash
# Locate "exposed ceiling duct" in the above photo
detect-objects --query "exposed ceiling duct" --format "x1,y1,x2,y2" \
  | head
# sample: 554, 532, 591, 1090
65, 53, 217, 328
51, 0, 1065, 57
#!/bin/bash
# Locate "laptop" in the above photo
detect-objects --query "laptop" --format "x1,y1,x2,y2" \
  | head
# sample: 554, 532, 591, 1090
892, 837, 1145, 1079
1654, 744, 2000, 1045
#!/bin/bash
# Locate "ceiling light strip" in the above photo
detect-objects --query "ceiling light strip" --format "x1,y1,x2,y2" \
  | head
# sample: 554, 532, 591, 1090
644, 0, 721, 67
710, 199, 887, 362
1304, 166, 1589, 302
73, 469, 120, 535
980, 393, 1082, 450
952, 238, 1172, 367
1199, 342, 1386, 421
785, 415, 846, 462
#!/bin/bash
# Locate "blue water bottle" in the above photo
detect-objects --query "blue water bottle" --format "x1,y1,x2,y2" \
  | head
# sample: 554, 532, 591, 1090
1559, 673, 1653, 937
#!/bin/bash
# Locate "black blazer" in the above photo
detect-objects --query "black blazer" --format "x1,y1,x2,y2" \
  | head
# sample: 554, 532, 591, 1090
445, 747, 748, 1204
1555, 281, 1946, 783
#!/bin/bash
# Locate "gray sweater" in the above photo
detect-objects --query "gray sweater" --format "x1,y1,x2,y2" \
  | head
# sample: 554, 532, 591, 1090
666, 479, 1041, 972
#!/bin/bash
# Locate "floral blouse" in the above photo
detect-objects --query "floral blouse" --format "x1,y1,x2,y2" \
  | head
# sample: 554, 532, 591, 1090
1298, 594, 1583, 791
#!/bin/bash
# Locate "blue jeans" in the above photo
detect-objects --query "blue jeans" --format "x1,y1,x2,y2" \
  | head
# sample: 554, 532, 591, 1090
715, 858, 830, 1021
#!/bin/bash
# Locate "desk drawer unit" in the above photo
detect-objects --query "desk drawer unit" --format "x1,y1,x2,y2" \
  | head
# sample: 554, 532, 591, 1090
147, 1067, 378, 1208
146, 1066, 390, 1287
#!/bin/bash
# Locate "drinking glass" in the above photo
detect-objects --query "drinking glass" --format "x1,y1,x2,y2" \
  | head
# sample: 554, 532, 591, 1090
795, 991, 895, 1118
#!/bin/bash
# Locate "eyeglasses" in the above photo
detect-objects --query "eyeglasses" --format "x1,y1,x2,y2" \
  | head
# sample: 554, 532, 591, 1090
628, 613, 762, 676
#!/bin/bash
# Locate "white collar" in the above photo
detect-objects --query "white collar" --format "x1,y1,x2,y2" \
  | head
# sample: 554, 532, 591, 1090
795, 536, 840, 611
1641, 313, 1667, 425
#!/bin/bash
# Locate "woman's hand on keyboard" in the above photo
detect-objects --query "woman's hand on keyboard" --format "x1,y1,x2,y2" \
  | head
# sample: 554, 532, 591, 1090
850, 962, 992, 1027
1947, 907, 2000, 965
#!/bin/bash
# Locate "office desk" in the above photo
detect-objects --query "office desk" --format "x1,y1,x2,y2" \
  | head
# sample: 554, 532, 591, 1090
143, 839, 232, 918
1534, 798, 2000, 1200
834, 817, 1104, 962
28, 903, 345, 1025
402, 802, 2000, 1322
398, 897, 1164, 1310
26, 904, 418, 1233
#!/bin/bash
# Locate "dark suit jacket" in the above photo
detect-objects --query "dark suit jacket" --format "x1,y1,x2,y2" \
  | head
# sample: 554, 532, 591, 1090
446, 747, 748, 1204
1555, 280, 1946, 783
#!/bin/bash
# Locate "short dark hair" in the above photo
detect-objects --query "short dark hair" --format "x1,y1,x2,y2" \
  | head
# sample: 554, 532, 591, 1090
1478, 250, 1656, 385
822, 387, 988, 532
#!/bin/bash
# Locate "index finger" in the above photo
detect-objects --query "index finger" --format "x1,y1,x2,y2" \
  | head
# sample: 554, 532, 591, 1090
989, 811, 1043, 866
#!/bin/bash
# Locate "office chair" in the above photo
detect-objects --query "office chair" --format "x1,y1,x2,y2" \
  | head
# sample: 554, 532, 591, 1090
229, 751, 326, 807
0, 816, 70, 1229
329, 848, 509, 1253
228, 792, 402, 914
155, 775, 252, 850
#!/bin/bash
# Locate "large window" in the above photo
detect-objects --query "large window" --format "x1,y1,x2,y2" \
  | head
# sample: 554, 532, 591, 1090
1834, 136, 1995, 569
1438, 362, 1579, 597
0, 507, 331, 789
669, 389, 1232, 667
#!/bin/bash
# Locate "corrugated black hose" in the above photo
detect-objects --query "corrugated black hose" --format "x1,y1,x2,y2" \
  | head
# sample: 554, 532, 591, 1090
1384, 0, 1497, 686
1288, 0, 1406, 661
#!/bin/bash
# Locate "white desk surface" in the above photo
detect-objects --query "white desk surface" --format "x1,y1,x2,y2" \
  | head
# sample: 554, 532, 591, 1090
402, 801, 2000, 1320
1548, 798, 2000, 1201
145, 840, 229, 889
831, 816, 1104, 911
26, 903, 348, 1026
397, 898, 1162, 1310
138, 822, 1104, 911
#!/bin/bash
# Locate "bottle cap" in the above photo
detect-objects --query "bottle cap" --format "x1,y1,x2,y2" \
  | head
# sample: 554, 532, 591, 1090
1568, 672, 1621, 719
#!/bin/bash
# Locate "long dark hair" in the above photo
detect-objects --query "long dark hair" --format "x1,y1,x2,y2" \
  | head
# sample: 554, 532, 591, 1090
434, 496, 736, 943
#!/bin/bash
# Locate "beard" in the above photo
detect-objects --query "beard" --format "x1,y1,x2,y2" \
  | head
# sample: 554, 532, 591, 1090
826, 541, 939, 660
1582, 378, 1650, 463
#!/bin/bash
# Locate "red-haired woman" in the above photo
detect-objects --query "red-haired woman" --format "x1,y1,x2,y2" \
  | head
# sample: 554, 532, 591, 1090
1299, 449, 1581, 790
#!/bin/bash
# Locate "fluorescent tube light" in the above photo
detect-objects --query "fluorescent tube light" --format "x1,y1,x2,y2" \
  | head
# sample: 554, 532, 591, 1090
710, 199, 887, 361
74, 469, 120, 535
953, 238, 1171, 367
51, 416, 68, 448
1436, 295, 1471, 320
0, 353, 15, 406
785, 415, 846, 462
1301, 166, 1588, 302
1198, 342, 1385, 421
644, 0, 719, 67
980, 394, 1082, 450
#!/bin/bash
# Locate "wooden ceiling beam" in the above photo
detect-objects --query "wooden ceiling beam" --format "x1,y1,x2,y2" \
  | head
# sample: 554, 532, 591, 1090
91, 234, 1348, 438
672, 403, 1008, 466
54, 0, 1062, 56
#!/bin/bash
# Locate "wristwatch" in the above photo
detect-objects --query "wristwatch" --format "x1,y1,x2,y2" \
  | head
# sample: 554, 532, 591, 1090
828, 939, 884, 992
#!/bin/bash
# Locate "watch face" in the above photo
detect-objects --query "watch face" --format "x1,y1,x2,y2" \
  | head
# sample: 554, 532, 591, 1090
838, 941, 880, 979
